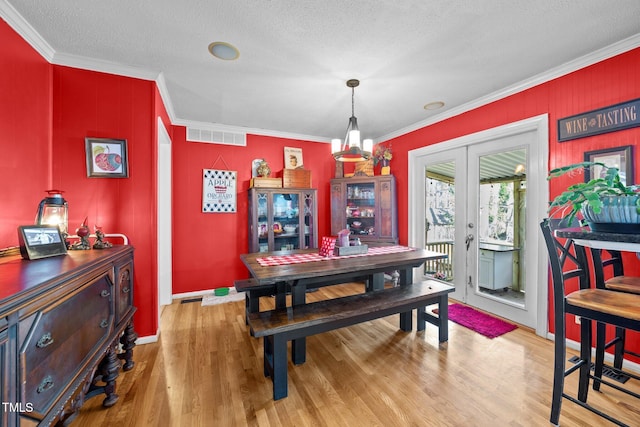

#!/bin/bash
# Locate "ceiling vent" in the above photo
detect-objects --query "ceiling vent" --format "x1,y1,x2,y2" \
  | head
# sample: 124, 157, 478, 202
186, 126, 246, 146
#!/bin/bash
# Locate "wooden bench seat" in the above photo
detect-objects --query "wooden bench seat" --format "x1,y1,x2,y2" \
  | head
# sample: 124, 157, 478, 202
233, 279, 276, 328
248, 279, 454, 400
234, 275, 377, 329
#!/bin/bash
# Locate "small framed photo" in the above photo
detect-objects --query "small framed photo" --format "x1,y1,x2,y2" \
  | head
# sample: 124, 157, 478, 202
85, 137, 129, 178
584, 145, 634, 185
284, 147, 303, 169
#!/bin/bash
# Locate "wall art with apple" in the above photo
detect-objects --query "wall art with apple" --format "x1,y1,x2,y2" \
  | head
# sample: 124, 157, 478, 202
85, 137, 129, 178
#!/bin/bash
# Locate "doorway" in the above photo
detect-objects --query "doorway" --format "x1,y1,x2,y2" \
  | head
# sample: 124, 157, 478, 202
157, 117, 173, 311
408, 115, 549, 335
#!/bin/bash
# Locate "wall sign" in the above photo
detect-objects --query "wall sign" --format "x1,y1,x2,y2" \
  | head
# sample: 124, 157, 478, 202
202, 169, 237, 213
558, 98, 640, 142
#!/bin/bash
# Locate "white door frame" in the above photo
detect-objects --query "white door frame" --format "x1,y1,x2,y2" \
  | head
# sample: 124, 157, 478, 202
408, 114, 549, 336
157, 117, 173, 316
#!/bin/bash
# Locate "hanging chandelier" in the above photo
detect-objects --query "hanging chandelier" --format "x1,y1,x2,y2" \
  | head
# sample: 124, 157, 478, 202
331, 79, 373, 162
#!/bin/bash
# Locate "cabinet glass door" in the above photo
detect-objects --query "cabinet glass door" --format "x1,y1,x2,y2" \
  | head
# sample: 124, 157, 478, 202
256, 192, 269, 252
272, 192, 301, 251
345, 182, 376, 238
302, 191, 316, 250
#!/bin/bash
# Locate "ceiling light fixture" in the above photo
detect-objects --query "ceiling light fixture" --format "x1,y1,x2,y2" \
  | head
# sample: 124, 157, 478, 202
208, 42, 240, 60
424, 101, 445, 110
331, 79, 372, 162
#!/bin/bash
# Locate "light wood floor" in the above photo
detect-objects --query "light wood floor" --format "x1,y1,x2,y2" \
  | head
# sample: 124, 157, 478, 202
73, 283, 640, 426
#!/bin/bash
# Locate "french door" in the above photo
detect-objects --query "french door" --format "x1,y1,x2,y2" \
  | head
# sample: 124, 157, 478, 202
408, 116, 549, 334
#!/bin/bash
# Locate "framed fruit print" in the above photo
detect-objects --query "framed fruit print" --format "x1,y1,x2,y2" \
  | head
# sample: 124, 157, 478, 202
85, 137, 129, 178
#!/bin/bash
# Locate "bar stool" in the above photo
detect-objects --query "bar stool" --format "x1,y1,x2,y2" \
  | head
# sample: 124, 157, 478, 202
590, 248, 640, 390
540, 219, 640, 426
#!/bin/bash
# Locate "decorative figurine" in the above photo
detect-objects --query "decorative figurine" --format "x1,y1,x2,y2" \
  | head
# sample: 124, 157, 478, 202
93, 226, 113, 249
70, 217, 92, 250
256, 160, 271, 177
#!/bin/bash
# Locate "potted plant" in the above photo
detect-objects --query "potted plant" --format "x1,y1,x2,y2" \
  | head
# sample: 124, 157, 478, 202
374, 145, 392, 175
547, 161, 640, 233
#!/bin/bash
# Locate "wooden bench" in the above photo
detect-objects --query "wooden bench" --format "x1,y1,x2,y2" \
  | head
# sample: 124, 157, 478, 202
248, 279, 454, 400
234, 275, 378, 330
234, 279, 276, 328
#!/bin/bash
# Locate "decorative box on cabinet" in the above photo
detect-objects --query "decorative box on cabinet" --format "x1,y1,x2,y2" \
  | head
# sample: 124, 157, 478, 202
0, 246, 137, 426
249, 188, 318, 252
330, 175, 398, 245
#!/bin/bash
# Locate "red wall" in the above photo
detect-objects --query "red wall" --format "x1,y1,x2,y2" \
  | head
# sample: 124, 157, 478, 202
383, 47, 640, 348
50, 65, 159, 338
0, 18, 52, 246
1, 17, 159, 337
4, 14, 640, 350
170, 130, 335, 294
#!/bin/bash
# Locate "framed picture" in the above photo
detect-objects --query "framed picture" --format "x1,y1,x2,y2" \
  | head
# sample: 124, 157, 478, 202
202, 169, 237, 213
584, 145, 633, 185
85, 137, 129, 178
284, 147, 303, 169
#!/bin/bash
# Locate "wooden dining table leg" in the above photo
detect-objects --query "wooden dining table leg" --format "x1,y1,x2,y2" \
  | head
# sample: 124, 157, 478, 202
398, 268, 413, 331
369, 272, 385, 291
274, 281, 287, 309
291, 282, 307, 365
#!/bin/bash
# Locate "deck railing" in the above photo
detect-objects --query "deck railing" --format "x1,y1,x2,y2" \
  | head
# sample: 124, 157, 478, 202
424, 240, 454, 280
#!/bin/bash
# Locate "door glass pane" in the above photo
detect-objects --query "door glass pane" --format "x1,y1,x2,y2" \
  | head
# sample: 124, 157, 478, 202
476, 149, 526, 306
424, 162, 455, 282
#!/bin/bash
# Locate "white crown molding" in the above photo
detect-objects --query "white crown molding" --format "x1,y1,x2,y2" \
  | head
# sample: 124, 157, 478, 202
0, 0, 55, 61
378, 32, 640, 143
155, 72, 177, 124
172, 118, 331, 144
51, 51, 160, 82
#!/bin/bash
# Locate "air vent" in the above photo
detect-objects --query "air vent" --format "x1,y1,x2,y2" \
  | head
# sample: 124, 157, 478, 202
186, 126, 246, 146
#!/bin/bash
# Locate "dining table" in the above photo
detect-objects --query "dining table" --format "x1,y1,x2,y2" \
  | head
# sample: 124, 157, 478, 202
554, 227, 640, 253
554, 226, 640, 294
239, 245, 447, 364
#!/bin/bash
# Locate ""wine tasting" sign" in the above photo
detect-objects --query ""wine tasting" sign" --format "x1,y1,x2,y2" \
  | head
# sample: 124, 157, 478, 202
558, 98, 640, 142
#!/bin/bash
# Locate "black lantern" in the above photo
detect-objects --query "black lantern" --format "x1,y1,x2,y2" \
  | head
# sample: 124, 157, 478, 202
35, 190, 69, 237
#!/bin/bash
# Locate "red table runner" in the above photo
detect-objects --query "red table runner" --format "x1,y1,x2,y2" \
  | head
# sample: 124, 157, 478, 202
256, 245, 415, 267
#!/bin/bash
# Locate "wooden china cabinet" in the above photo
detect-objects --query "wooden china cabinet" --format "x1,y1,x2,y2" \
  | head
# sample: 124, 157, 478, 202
330, 175, 398, 245
248, 188, 318, 253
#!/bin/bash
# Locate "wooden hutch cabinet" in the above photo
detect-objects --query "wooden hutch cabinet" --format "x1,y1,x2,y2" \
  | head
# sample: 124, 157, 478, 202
0, 246, 137, 426
249, 188, 318, 252
330, 175, 398, 245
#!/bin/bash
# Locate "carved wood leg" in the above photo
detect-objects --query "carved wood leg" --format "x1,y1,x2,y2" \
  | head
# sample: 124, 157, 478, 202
118, 321, 138, 371
99, 343, 121, 407
55, 370, 95, 426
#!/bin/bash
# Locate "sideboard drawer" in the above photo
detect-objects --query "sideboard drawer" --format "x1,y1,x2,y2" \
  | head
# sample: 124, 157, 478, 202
21, 273, 113, 416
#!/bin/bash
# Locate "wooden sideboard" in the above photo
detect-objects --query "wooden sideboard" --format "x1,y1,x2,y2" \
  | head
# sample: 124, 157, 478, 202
0, 246, 137, 426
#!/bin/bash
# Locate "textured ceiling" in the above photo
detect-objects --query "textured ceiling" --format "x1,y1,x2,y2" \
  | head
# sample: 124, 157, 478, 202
3, 0, 640, 142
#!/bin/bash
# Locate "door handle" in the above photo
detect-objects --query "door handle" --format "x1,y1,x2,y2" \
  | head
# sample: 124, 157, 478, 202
465, 234, 474, 250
